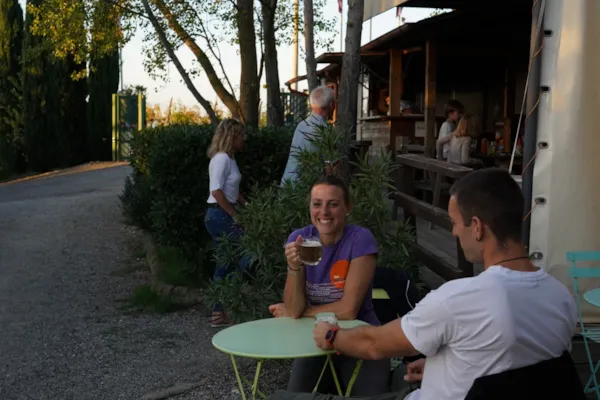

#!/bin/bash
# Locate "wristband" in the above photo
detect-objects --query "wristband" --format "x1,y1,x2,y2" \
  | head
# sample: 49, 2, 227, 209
288, 266, 300, 275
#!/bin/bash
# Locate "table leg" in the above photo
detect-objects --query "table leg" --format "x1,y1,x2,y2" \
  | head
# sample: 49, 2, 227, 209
328, 355, 344, 396
230, 354, 248, 400
344, 359, 363, 396
326, 356, 364, 397
251, 359, 263, 399
313, 355, 331, 393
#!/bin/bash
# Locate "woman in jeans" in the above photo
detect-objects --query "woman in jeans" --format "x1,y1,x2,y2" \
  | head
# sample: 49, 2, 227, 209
204, 118, 249, 327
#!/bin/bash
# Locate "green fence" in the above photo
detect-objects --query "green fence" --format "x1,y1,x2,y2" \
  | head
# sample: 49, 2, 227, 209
112, 93, 146, 161
281, 92, 309, 125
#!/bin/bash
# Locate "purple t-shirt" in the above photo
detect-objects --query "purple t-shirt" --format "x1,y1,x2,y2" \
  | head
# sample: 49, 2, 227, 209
286, 224, 380, 326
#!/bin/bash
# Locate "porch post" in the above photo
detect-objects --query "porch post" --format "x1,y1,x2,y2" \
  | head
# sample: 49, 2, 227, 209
388, 49, 403, 117
424, 40, 438, 158
503, 60, 516, 151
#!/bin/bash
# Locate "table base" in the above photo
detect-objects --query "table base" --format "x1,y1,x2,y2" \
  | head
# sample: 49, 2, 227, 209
229, 354, 363, 400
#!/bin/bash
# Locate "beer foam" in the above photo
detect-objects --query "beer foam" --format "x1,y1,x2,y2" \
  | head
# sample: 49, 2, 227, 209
302, 240, 322, 247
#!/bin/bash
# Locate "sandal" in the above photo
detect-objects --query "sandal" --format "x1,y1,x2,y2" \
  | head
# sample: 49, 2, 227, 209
208, 312, 232, 328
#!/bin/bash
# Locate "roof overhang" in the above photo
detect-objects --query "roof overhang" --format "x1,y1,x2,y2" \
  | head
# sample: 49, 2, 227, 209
315, 51, 388, 65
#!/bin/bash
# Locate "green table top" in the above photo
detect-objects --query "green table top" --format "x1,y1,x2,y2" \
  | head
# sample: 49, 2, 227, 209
212, 317, 368, 359
584, 288, 600, 308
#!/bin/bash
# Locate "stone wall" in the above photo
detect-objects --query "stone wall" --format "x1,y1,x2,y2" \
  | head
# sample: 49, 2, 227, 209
361, 121, 390, 159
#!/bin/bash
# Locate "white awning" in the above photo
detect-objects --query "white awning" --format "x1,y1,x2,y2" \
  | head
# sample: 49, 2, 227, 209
363, 0, 407, 22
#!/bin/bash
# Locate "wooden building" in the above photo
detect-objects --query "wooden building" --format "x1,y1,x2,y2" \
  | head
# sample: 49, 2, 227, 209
289, 3, 532, 161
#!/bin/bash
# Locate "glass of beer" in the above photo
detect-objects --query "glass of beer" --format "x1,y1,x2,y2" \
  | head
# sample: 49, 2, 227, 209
299, 236, 323, 266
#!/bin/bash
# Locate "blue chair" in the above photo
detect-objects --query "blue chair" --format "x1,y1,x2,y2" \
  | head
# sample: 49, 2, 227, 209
567, 251, 600, 398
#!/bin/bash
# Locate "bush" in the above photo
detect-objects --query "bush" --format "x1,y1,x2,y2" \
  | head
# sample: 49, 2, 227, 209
208, 124, 419, 322
237, 125, 294, 192
120, 123, 294, 285
146, 124, 214, 255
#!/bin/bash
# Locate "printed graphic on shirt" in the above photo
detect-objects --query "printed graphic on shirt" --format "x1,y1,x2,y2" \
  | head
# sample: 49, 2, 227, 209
329, 260, 349, 289
306, 259, 350, 305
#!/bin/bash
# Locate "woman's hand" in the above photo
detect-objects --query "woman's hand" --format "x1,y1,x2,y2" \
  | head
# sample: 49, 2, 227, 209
268, 303, 290, 318
284, 235, 303, 270
404, 358, 426, 383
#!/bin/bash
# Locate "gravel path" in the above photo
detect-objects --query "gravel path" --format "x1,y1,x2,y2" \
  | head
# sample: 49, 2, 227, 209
0, 164, 288, 400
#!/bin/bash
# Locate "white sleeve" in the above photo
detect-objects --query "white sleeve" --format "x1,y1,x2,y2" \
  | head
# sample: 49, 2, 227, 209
438, 121, 453, 139
209, 154, 230, 192
400, 289, 456, 356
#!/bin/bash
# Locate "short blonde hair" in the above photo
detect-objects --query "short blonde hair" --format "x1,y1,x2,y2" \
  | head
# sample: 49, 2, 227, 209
453, 113, 477, 138
207, 118, 245, 158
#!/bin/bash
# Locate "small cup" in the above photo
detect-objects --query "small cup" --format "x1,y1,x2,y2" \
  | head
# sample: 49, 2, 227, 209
314, 312, 338, 325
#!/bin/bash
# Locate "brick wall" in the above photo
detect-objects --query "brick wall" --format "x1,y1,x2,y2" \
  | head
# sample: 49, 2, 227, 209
361, 121, 390, 159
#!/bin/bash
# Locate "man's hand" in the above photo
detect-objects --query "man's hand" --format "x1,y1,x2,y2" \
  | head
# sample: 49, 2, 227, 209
268, 303, 290, 318
404, 358, 426, 383
313, 322, 338, 350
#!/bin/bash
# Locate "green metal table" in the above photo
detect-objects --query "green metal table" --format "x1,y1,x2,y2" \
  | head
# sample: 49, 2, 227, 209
212, 317, 368, 400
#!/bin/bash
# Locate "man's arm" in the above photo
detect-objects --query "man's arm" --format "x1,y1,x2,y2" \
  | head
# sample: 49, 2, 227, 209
315, 319, 419, 360
314, 287, 454, 361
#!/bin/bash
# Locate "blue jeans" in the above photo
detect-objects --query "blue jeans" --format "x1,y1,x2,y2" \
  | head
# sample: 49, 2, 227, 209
204, 206, 251, 312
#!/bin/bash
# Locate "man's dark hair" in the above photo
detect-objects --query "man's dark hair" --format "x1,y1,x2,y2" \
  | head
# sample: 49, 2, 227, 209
449, 168, 524, 243
312, 175, 350, 205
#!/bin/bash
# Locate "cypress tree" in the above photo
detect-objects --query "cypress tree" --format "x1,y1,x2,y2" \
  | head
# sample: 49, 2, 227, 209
22, 0, 66, 172
88, 2, 119, 162
63, 56, 89, 166
0, 0, 23, 178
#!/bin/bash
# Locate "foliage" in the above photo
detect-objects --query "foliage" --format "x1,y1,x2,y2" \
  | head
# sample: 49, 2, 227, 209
155, 245, 211, 287
207, 124, 419, 323
143, 124, 214, 256
128, 284, 188, 313
119, 173, 153, 230
26, 0, 337, 121
120, 123, 293, 284
146, 101, 222, 126
236, 124, 294, 193
0, 0, 23, 178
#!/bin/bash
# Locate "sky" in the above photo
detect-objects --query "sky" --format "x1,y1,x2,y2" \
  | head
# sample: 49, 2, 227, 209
18, 0, 436, 110
120, 1, 436, 109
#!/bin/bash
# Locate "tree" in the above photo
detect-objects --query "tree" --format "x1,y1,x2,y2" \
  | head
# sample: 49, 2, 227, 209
27, 0, 336, 128
303, 0, 318, 92
87, 1, 119, 161
22, 0, 67, 172
0, 0, 23, 177
260, 0, 283, 126
63, 55, 89, 165
336, 0, 364, 136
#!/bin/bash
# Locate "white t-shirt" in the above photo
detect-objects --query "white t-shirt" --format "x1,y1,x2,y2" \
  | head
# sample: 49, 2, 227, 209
402, 266, 577, 400
207, 152, 241, 204
438, 121, 455, 160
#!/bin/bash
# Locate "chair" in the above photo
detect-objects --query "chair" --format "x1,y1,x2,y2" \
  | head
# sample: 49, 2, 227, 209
464, 351, 586, 399
568, 251, 600, 398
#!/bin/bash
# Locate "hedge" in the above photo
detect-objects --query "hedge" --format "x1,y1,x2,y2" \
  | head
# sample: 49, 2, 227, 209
120, 123, 293, 285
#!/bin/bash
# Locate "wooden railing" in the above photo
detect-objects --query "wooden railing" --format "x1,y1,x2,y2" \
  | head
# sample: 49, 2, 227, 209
391, 154, 474, 281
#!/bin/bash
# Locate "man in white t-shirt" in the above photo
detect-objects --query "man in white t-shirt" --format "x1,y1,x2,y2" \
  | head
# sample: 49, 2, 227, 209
269, 168, 577, 400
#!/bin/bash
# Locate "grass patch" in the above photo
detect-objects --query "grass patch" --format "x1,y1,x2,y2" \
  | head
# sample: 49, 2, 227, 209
128, 284, 188, 314
156, 246, 210, 288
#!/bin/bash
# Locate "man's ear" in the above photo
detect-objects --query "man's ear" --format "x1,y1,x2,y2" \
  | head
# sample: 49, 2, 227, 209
472, 216, 484, 240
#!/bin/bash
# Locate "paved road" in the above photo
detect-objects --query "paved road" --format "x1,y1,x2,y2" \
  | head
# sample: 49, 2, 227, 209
0, 164, 263, 400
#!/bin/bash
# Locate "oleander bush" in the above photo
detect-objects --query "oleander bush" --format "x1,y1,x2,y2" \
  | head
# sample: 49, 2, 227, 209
208, 124, 418, 322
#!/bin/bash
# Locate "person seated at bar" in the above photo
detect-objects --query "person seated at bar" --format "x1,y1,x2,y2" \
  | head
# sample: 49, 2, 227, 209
436, 113, 483, 167
437, 100, 464, 160
268, 168, 577, 400
268, 175, 390, 396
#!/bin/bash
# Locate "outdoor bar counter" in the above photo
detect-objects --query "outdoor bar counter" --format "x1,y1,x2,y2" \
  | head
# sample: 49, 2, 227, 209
359, 114, 446, 158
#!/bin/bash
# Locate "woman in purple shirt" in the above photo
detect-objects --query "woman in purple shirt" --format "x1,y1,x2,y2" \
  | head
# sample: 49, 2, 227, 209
268, 176, 390, 395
